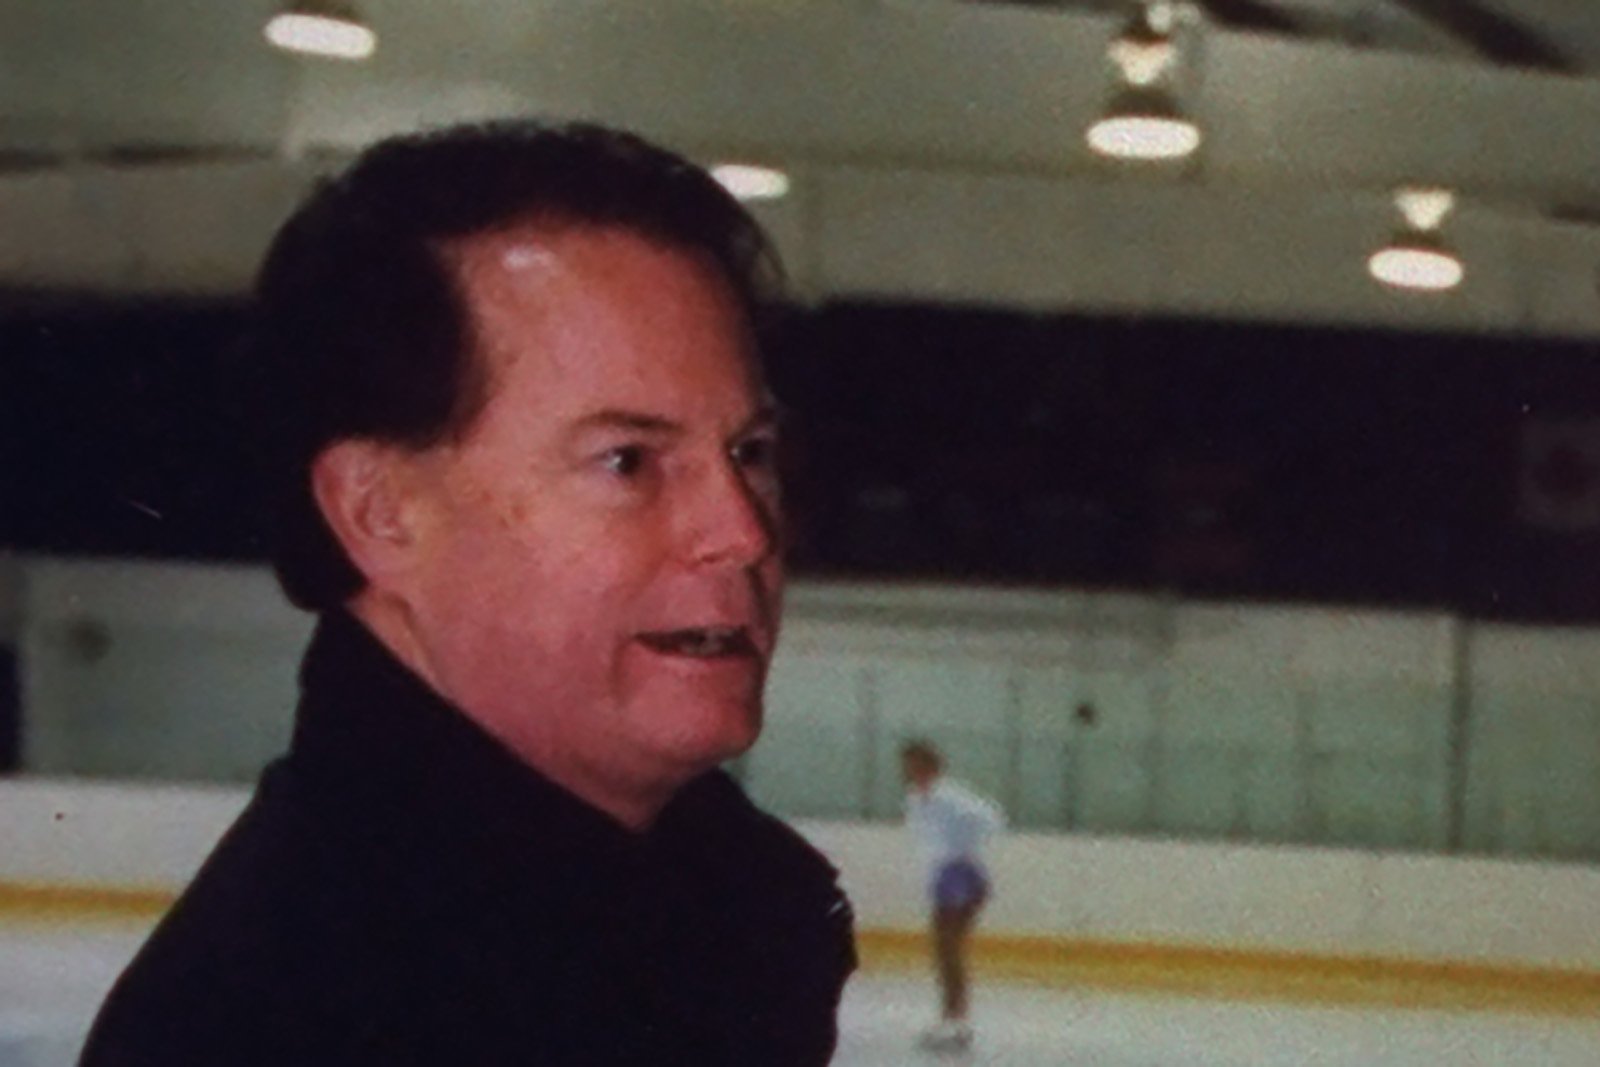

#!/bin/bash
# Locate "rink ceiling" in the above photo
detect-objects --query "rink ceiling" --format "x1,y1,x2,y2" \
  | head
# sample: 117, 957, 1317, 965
5, 2, 1600, 336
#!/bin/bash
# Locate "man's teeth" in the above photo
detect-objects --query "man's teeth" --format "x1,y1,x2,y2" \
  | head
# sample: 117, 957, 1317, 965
641, 627, 753, 657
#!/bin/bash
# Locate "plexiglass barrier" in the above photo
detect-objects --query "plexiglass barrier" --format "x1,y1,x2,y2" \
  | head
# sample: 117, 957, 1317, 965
15, 560, 1600, 863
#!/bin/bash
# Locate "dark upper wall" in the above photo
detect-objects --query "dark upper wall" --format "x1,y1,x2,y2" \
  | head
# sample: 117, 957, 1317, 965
7, 300, 1600, 622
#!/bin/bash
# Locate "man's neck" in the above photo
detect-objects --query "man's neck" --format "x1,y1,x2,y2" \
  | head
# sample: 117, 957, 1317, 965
341, 591, 675, 833
345, 589, 440, 695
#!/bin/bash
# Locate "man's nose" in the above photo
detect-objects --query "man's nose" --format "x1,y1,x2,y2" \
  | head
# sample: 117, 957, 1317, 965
682, 459, 779, 569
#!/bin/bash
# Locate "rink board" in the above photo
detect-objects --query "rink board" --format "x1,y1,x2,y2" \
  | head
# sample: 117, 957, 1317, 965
4, 779, 1600, 1019
3, 882, 1597, 1020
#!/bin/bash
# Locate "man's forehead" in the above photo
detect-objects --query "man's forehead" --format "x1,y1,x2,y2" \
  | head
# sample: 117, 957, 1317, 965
441, 224, 621, 374
438, 221, 768, 416
442, 222, 575, 295
497, 242, 562, 274
442, 222, 740, 322
446, 218, 680, 273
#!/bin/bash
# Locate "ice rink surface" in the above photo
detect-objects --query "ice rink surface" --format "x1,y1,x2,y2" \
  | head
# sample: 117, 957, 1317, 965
4, 923, 1598, 1067
836, 975, 1600, 1066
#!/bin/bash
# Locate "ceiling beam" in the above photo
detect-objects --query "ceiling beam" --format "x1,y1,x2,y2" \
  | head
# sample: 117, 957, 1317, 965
970, 0, 1304, 34
1386, 0, 1575, 74
1198, 0, 1302, 35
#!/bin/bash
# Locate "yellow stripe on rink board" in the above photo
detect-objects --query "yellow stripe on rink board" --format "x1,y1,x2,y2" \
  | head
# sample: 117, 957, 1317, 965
0, 882, 175, 923
4, 884, 1596, 1018
855, 930, 1600, 1019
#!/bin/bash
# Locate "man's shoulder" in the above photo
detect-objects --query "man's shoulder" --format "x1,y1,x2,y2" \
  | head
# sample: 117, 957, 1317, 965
676, 771, 841, 880
156, 762, 395, 922
666, 772, 857, 1010
79, 768, 414, 1065
673, 772, 855, 951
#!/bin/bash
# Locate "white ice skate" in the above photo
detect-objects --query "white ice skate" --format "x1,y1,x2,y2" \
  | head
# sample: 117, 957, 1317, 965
916, 1019, 974, 1054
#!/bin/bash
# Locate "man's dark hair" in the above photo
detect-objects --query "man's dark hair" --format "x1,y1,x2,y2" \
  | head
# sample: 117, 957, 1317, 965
246, 120, 784, 611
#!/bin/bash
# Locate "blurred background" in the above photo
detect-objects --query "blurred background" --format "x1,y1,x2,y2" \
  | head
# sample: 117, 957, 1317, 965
5, 0, 1600, 869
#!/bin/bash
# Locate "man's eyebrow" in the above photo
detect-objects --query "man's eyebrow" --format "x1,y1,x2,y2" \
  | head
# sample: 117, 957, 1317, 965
569, 410, 683, 436
568, 404, 782, 437
741, 403, 782, 435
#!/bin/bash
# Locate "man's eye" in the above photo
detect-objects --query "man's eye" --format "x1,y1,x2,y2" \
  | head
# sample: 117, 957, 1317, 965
601, 445, 647, 477
732, 436, 778, 470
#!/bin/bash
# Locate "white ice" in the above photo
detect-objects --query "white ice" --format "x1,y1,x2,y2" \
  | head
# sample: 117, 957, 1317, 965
1, 925, 148, 1067
4, 923, 1598, 1067
836, 974, 1600, 1066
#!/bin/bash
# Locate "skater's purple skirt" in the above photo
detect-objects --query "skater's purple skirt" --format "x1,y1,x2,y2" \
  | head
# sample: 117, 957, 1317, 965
932, 859, 990, 910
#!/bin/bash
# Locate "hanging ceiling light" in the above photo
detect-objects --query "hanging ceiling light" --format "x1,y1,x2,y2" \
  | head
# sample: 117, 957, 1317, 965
265, 0, 377, 61
711, 164, 791, 203
1086, 2, 1201, 162
1367, 187, 1464, 292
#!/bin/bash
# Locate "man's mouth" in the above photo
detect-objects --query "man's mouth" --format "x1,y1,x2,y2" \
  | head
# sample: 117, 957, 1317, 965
636, 626, 759, 659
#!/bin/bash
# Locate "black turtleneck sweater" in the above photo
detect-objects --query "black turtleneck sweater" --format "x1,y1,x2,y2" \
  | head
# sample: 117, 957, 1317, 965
79, 612, 856, 1066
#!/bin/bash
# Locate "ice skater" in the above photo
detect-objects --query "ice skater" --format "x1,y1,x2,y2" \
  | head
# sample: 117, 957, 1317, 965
902, 739, 1006, 1053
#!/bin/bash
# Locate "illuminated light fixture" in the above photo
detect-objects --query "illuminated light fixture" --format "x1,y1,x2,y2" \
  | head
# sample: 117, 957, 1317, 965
265, 0, 377, 60
1086, 1, 1201, 162
1367, 187, 1464, 292
710, 163, 790, 202
1086, 98, 1201, 161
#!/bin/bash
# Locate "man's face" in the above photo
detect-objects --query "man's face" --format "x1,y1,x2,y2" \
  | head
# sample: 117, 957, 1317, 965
395, 225, 783, 817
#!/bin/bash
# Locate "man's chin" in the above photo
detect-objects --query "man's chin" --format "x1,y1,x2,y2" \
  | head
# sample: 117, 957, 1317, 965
706, 704, 764, 764
665, 700, 763, 774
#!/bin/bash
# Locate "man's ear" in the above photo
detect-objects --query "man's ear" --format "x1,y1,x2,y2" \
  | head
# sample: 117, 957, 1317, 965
310, 439, 426, 586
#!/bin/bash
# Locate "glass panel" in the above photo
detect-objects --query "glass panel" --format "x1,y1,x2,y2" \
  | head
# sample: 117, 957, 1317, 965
24, 619, 303, 782
745, 653, 871, 819
16, 561, 1600, 865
